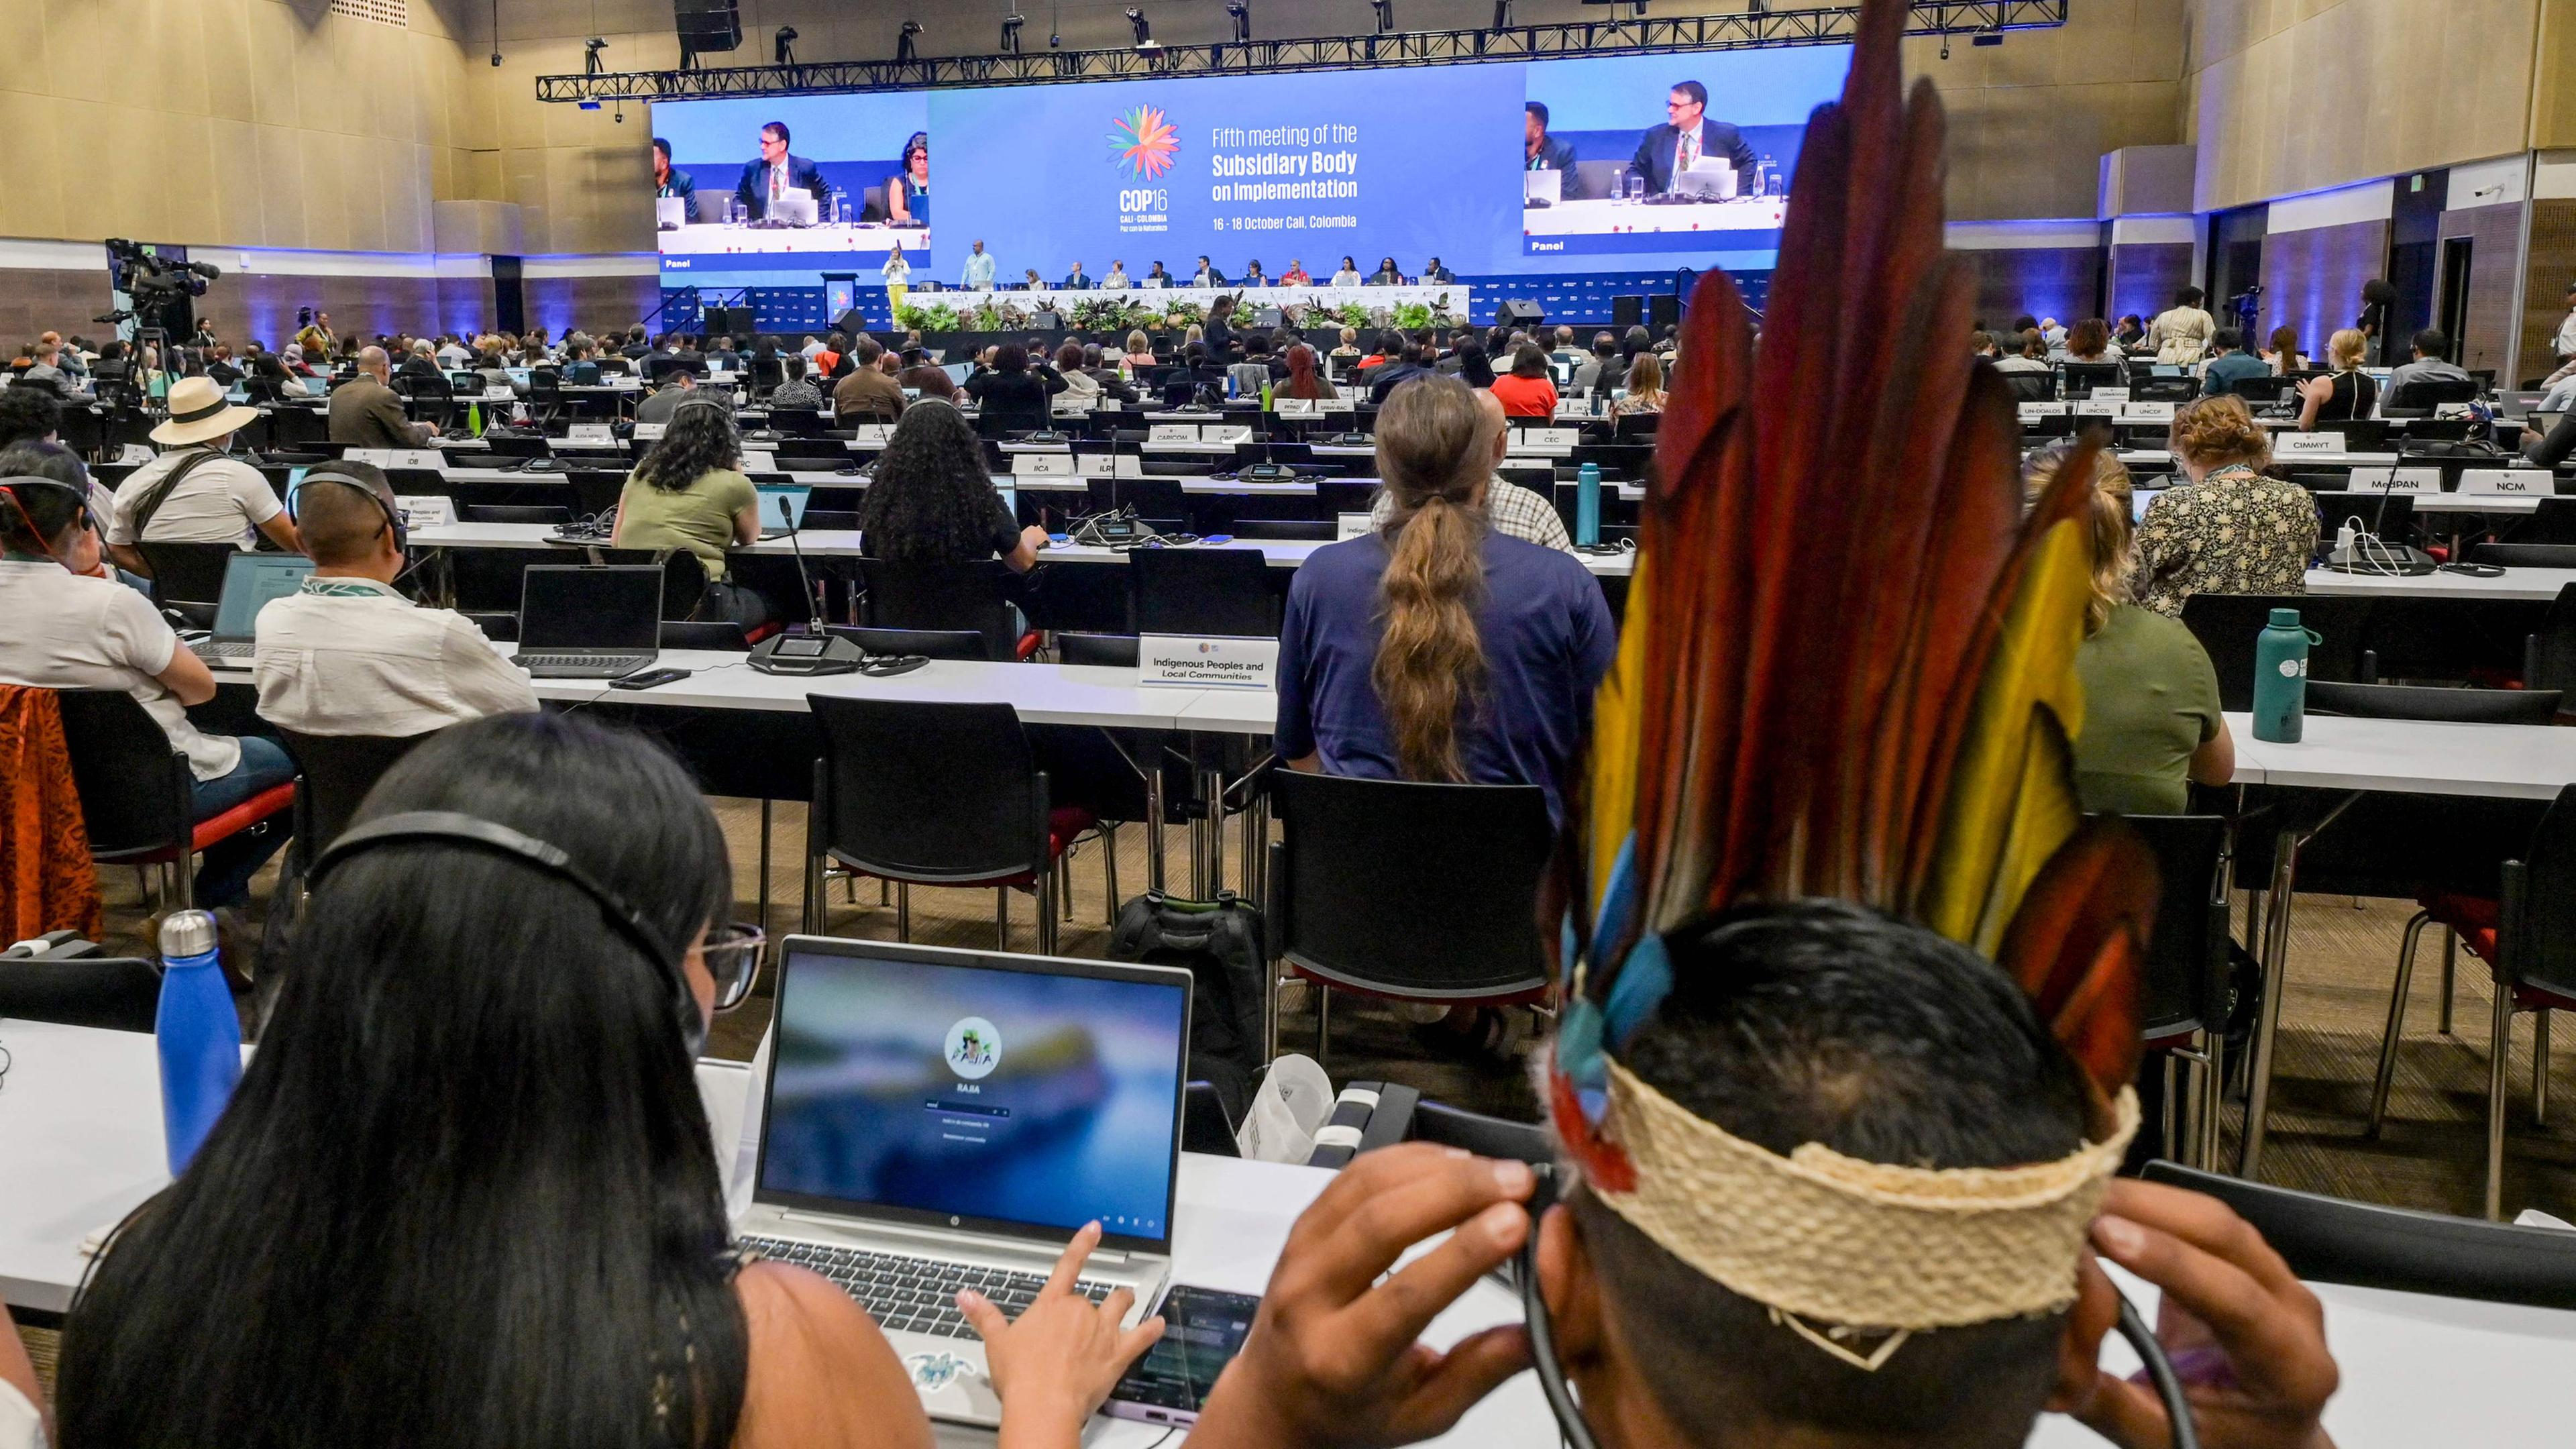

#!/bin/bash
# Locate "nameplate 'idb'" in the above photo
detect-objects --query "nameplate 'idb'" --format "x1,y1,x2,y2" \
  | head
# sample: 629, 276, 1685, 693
1138, 635, 1280, 690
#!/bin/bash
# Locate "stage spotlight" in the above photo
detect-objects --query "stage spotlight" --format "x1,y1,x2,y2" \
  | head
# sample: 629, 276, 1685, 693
1002, 13, 1024, 52
1371, 0, 1395, 33
583, 36, 606, 74
1226, 1, 1250, 42
773, 25, 797, 64
896, 19, 921, 62
1938, 36, 1950, 59
1127, 7, 1159, 50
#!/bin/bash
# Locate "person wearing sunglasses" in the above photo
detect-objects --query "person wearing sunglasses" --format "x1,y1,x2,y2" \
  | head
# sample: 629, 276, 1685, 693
56, 712, 1161, 1449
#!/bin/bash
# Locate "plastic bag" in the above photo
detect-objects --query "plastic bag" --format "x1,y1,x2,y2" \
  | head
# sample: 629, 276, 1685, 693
1236, 1053, 1334, 1163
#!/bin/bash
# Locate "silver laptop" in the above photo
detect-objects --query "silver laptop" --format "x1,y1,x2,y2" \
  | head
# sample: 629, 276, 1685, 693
195, 551, 314, 660
657, 195, 688, 230
768, 190, 819, 227
738, 937, 1192, 1426
1523, 168, 1562, 205
1673, 159, 1740, 199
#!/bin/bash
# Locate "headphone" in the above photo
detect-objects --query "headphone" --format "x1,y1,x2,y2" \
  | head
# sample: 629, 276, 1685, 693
287, 465, 408, 552
306, 810, 706, 1055
1514, 1167, 2201, 1449
0, 474, 97, 568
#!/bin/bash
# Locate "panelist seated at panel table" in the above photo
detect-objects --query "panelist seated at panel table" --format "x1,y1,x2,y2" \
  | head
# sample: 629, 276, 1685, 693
1629, 79, 1760, 195
733, 119, 827, 222
252, 460, 537, 737
48, 712, 1163, 1449
1277, 376, 1613, 829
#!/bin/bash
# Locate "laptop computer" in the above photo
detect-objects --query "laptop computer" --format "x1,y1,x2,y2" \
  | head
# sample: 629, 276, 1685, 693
194, 551, 315, 660
515, 564, 661, 678
768, 191, 820, 227
738, 937, 1192, 1426
657, 195, 688, 230
1523, 168, 1562, 206
755, 482, 811, 539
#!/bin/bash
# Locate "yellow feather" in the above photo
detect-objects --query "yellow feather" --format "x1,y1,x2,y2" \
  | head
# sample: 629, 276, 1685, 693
1587, 552, 1650, 918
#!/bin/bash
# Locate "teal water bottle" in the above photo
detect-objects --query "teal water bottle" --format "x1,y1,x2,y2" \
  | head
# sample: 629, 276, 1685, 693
155, 910, 241, 1174
1574, 462, 1603, 547
2251, 607, 2319, 743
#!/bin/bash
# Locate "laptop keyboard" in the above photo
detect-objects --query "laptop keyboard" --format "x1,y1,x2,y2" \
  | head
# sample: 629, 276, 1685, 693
739, 1235, 1118, 1339
517, 652, 649, 677
197, 641, 255, 660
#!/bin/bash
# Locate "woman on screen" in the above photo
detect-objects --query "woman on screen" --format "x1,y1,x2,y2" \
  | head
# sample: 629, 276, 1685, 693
881, 241, 912, 317
1332, 256, 1361, 286
887, 131, 930, 225
55, 711, 1163, 1449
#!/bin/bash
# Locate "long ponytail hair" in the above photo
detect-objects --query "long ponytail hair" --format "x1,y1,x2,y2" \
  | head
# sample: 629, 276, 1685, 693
1371, 376, 1493, 782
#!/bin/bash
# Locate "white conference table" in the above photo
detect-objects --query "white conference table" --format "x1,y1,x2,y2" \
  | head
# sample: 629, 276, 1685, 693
2306, 565, 2576, 602
657, 221, 932, 256
1518, 196, 1788, 235
5, 1020, 2566, 1447
936, 282, 1472, 316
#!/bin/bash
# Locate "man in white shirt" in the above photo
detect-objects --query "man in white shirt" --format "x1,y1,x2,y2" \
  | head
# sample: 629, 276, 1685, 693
962, 239, 998, 290
0, 474, 292, 908
435, 335, 472, 368
105, 375, 301, 576
253, 462, 537, 737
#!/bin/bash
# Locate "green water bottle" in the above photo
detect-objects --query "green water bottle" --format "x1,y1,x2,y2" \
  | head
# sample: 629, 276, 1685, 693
1260, 379, 1274, 411
2251, 607, 2318, 743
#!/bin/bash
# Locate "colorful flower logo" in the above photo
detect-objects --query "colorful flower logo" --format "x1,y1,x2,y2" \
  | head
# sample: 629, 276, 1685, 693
1108, 105, 1179, 179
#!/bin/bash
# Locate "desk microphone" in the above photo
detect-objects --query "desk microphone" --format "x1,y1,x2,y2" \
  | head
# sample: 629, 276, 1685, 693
777, 494, 821, 625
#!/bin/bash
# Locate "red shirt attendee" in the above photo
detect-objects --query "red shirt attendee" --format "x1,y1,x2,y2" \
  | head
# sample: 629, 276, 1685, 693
1280, 260, 1313, 285
1487, 342, 1560, 417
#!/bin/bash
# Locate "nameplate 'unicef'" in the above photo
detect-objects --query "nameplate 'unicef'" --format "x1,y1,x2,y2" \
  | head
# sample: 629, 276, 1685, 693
1138, 635, 1280, 691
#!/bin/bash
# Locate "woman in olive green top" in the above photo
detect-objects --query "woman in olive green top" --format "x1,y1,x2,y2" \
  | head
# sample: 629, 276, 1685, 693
613, 396, 769, 627
2026, 440, 2235, 815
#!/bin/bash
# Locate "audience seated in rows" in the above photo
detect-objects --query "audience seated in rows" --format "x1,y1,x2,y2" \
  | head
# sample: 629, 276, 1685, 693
1487, 343, 1560, 418
251, 460, 537, 737
963, 343, 1065, 433
2198, 328, 2270, 396
2296, 327, 2377, 429
329, 346, 435, 450
855, 400, 1047, 572
2133, 394, 2318, 618
833, 337, 906, 420
1279, 375, 1612, 828
613, 397, 769, 629
2025, 439, 2232, 815
105, 376, 301, 577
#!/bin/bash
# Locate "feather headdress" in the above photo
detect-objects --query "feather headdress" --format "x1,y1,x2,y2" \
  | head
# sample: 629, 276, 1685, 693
1548, 0, 2157, 1346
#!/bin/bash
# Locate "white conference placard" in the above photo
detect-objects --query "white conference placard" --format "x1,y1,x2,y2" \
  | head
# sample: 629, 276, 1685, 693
2274, 432, 2339, 455
633, 423, 668, 441
566, 423, 614, 445
1138, 634, 1281, 690
2459, 468, 2546, 496
1337, 513, 1373, 540
1011, 452, 1075, 477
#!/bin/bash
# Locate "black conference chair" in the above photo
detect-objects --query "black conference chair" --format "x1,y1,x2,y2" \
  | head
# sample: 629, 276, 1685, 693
2361, 785, 2576, 1218
0, 941, 162, 1032
391, 372, 457, 431
824, 625, 985, 661
274, 728, 431, 865
855, 558, 1027, 661
462, 504, 576, 527
2133, 376, 2200, 403
2000, 371, 2056, 405
1229, 519, 1335, 541
2510, 497, 2576, 547
2119, 814, 2235, 1170
2473, 543, 2576, 569
1130, 547, 1279, 637
1057, 632, 1141, 667
2303, 680, 2564, 725
2055, 362, 2123, 399
1267, 771, 1554, 1065
2524, 584, 2576, 692
2142, 1160, 2576, 1305
803, 696, 1091, 954
660, 621, 752, 650
2179, 594, 2376, 712
133, 541, 237, 626
2383, 377, 2481, 415
56, 690, 293, 916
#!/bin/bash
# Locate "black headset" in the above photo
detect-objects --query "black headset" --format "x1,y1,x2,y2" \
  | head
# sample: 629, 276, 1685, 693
306, 810, 706, 1055
0, 474, 97, 563
286, 464, 408, 552
1513, 1163, 2200, 1449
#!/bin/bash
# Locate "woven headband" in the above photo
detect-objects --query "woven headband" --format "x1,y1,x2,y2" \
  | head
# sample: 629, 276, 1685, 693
1580, 1057, 2138, 1368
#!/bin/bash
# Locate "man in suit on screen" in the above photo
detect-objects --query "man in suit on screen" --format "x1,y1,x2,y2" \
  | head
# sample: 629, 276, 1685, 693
733, 121, 827, 221
1630, 80, 1759, 195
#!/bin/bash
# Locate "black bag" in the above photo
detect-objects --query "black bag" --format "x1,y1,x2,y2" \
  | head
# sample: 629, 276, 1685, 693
1108, 890, 1267, 1119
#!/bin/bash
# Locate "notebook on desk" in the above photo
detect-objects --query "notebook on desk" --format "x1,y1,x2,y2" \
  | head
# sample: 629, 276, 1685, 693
193, 552, 315, 661
737, 937, 1191, 1428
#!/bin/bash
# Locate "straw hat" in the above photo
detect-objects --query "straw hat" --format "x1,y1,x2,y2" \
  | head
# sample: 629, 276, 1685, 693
150, 375, 262, 446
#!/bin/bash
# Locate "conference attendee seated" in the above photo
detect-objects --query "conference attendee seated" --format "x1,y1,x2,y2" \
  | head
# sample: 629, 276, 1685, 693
329, 346, 437, 449
559, 337, 604, 385
1988, 329, 2051, 376
2197, 327, 2269, 396
474, 345, 524, 397
1615, 351, 1666, 415
1228, 335, 1277, 398
1365, 384, 1570, 553
2134, 394, 2317, 618
1366, 256, 1403, 286
0, 473, 291, 914
1020, 268, 1044, 290
896, 348, 958, 402
1061, 260, 1094, 290
1487, 342, 1560, 417
2024, 441, 2230, 814
766, 354, 824, 410
2061, 317, 2117, 365
1243, 260, 1269, 288
1122, 330, 1159, 368
1281, 343, 1336, 402
1192, 255, 1224, 287
1421, 256, 1455, 284
399, 337, 446, 382
1103, 260, 1130, 288
1365, 342, 1436, 405
1056, 343, 1113, 407
106, 376, 301, 576
4, 440, 132, 588
2524, 409, 2576, 471
2264, 325, 2306, 373
831, 337, 905, 421
2112, 313, 2147, 350
1281, 258, 1312, 285
0, 380, 61, 451
1452, 341, 1497, 388
1573, 333, 1627, 392
612, 397, 769, 628
855, 400, 1049, 572
1330, 327, 1362, 360
1548, 326, 1586, 371
1173, 902, 2339, 1449
2383, 327, 2471, 408
252, 461, 537, 737
962, 343, 1065, 433
1277, 376, 1613, 828
1331, 256, 1362, 287
1144, 260, 1172, 286
52, 711, 1160, 1449
2296, 327, 2378, 429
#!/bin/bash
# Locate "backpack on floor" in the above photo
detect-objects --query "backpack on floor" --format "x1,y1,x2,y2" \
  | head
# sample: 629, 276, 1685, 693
1108, 890, 1267, 1120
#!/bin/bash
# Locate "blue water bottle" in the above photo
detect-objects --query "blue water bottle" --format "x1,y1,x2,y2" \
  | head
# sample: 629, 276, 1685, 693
2251, 608, 2318, 744
156, 910, 241, 1175
1575, 461, 1603, 548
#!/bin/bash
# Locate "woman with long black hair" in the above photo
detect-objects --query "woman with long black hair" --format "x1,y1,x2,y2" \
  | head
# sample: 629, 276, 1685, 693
56, 712, 1157, 1449
857, 400, 1046, 570
614, 396, 769, 627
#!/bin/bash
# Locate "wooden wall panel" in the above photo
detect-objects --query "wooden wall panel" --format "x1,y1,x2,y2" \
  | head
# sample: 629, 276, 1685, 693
2257, 219, 2388, 364
2524, 199, 2576, 382
0, 268, 114, 347
2106, 242, 2194, 325
1960, 248, 2102, 333
523, 274, 663, 339
2439, 202, 2534, 381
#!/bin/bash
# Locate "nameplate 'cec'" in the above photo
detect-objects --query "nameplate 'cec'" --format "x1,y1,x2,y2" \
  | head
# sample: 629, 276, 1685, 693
1139, 635, 1280, 690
